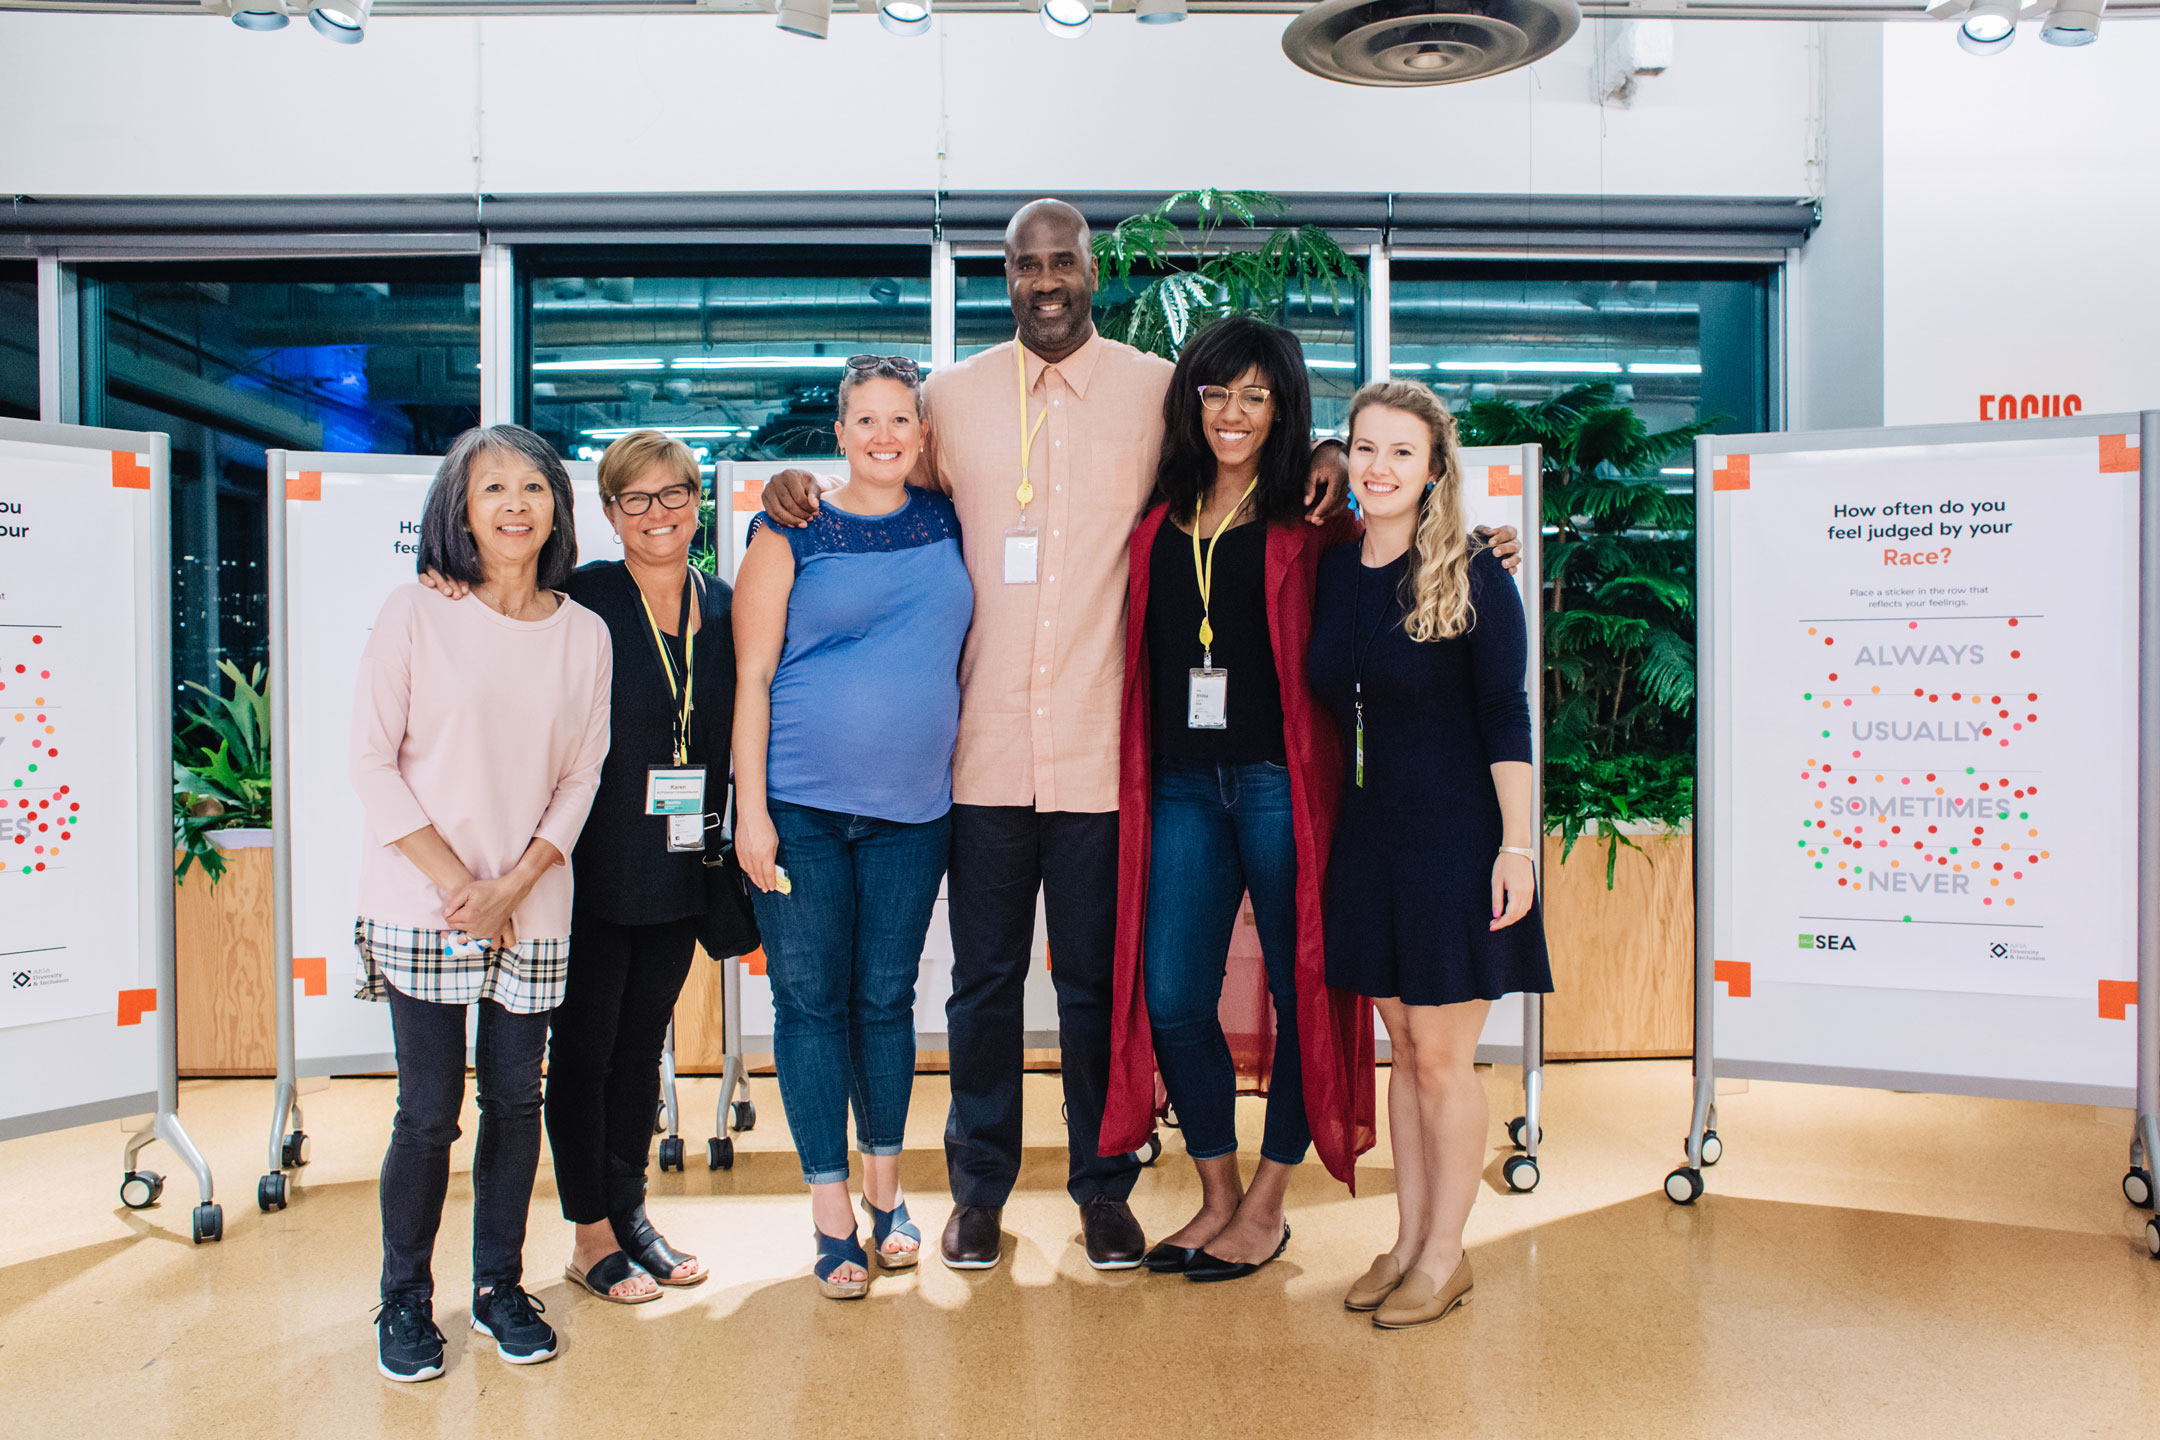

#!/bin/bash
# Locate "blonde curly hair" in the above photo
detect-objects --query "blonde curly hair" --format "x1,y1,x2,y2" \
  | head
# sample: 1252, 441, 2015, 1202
1347, 379, 1475, 641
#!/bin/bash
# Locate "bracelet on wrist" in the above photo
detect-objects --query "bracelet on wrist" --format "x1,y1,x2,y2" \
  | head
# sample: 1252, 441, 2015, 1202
1497, 845, 1538, 863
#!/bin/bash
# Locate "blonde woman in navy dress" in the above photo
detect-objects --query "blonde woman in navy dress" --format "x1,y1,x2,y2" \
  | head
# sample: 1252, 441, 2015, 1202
1306, 380, 1551, 1330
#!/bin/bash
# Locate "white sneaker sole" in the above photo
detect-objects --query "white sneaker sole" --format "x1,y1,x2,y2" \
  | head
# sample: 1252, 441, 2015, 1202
1086, 1255, 1144, 1271
377, 1357, 444, 1383
472, 1318, 558, 1365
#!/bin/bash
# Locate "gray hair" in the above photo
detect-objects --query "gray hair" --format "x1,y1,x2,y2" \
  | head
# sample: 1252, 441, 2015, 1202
836, 357, 927, 426
416, 424, 579, 589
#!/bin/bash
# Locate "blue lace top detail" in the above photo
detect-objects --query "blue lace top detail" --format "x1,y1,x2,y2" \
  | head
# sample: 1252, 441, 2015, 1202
746, 486, 961, 558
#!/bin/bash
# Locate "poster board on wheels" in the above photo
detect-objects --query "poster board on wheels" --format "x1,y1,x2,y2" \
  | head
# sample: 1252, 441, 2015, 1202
261, 450, 614, 1207
0, 420, 221, 1240
1673, 412, 2160, 1214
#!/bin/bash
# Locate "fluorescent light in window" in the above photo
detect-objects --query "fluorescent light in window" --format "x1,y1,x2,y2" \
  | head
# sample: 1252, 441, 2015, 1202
1306, 359, 1357, 371
1629, 362, 1703, 375
532, 358, 666, 372
1388, 362, 1429, 372
1660, 467, 1694, 476
1431, 360, 1623, 375
582, 425, 752, 439
670, 356, 852, 371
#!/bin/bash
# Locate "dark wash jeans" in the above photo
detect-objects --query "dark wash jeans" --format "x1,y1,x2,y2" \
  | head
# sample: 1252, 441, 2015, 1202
1144, 759, 1310, 1167
543, 911, 699, 1225
380, 982, 550, 1307
943, 804, 1140, 1208
750, 798, 949, 1186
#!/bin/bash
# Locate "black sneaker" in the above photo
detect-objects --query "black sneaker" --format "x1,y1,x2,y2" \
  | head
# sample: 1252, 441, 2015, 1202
375, 1297, 446, 1383
471, 1285, 557, 1365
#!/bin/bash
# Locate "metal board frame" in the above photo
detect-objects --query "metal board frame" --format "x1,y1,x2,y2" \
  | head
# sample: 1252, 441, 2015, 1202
1678, 410, 2160, 1214
0, 418, 219, 1236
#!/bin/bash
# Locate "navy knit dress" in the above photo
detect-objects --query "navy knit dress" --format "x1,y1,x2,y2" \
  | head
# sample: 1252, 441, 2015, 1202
1307, 544, 1553, 1005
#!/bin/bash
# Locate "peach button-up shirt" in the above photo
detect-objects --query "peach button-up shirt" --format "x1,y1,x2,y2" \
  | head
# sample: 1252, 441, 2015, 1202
919, 334, 1173, 813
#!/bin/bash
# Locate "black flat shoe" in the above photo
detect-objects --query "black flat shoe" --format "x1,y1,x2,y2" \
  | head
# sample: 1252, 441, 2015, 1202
1143, 1241, 1203, 1274
1183, 1223, 1290, 1284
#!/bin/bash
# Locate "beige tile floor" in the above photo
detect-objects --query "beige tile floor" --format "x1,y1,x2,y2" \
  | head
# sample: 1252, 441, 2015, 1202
2, 1060, 2157, 1439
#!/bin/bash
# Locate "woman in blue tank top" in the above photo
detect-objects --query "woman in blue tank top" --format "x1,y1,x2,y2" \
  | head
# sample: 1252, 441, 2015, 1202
733, 355, 973, 1300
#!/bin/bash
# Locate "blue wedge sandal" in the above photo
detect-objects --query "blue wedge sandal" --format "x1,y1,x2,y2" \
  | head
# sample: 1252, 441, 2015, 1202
862, 1195, 921, 1271
814, 1228, 871, 1300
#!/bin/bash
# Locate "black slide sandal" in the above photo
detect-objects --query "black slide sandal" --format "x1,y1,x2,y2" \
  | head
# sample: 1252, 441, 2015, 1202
615, 1206, 707, 1287
564, 1250, 661, 1304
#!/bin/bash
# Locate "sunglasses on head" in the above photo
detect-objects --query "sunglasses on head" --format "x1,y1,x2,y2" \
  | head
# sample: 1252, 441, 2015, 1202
846, 354, 922, 379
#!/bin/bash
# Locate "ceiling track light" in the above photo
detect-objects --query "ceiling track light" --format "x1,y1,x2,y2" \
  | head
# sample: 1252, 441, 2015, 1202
307, 0, 370, 43
776, 0, 831, 39
2041, 0, 2103, 44
228, 0, 289, 30
1135, 0, 1187, 22
1040, 0, 1092, 39
879, 0, 931, 35
1955, 0, 2020, 53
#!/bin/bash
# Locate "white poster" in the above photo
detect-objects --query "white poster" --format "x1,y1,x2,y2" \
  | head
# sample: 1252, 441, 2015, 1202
283, 455, 616, 1070
1720, 431, 2140, 1004
0, 440, 147, 1030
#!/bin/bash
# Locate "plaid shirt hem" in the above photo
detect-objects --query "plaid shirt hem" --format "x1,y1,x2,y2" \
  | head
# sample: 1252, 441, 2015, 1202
353, 918, 570, 1015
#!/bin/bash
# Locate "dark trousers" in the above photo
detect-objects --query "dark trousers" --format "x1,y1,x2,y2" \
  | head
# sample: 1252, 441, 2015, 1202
543, 911, 699, 1226
944, 804, 1138, 1208
380, 983, 550, 1306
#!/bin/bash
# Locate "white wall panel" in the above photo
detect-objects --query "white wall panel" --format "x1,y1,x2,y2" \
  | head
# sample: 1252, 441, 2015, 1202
0, 16, 482, 197
1882, 25, 2160, 426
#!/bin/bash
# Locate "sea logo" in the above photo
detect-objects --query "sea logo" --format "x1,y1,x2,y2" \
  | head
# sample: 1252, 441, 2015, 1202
1798, 933, 1859, 951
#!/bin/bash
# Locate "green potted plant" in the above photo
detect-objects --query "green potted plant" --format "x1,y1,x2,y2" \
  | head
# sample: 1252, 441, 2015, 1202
1457, 382, 1713, 886
172, 660, 273, 884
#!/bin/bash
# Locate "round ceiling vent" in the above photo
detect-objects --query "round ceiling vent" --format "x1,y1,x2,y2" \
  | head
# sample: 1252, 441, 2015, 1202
1282, 0, 1582, 87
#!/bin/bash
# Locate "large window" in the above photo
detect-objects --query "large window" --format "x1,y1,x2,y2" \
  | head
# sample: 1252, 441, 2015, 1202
1389, 261, 1773, 464
0, 262, 35, 421
957, 257, 1366, 435
522, 249, 932, 467
79, 260, 482, 701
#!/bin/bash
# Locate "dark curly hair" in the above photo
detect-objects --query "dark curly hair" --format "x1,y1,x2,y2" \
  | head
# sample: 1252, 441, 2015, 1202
1151, 314, 1314, 527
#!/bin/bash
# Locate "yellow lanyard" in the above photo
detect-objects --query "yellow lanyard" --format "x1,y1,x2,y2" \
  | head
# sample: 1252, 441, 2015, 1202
637, 574, 698, 766
1014, 339, 1049, 516
1190, 480, 1259, 663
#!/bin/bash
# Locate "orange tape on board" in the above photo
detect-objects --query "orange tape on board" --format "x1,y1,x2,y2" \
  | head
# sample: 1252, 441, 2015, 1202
2099, 979, 2138, 1021
111, 452, 150, 490
1486, 465, 1521, 498
2099, 435, 2140, 474
1712, 455, 1751, 492
117, 988, 157, 1025
287, 472, 323, 502
293, 956, 328, 997
1713, 960, 1751, 998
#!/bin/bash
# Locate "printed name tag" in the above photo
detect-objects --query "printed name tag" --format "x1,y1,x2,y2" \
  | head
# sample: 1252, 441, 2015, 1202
646, 765, 707, 816
666, 813, 705, 853
1188, 668, 1229, 729
1004, 526, 1039, 585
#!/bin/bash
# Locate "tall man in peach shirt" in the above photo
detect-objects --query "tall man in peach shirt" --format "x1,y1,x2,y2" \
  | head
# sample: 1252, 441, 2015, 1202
766, 200, 1170, 1270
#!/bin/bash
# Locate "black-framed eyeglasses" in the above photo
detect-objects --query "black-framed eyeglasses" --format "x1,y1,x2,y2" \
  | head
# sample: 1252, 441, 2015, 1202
611, 483, 698, 516
847, 353, 922, 379
1198, 384, 1273, 415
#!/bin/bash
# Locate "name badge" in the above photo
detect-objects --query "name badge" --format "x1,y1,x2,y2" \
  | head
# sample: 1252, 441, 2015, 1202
666, 813, 705, 853
646, 765, 707, 816
1004, 524, 1039, 585
1188, 668, 1228, 729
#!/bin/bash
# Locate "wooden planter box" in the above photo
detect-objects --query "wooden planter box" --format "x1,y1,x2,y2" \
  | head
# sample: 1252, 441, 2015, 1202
1540, 829, 1694, 1060
174, 831, 276, 1077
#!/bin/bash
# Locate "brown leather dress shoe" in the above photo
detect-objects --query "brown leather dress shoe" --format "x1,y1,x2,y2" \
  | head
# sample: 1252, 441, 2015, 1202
940, 1204, 1003, 1270
1079, 1195, 1146, 1270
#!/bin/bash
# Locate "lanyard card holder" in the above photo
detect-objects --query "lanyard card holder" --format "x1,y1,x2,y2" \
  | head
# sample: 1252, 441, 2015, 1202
1188, 667, 1229, 729
1004, 522, 1039, 585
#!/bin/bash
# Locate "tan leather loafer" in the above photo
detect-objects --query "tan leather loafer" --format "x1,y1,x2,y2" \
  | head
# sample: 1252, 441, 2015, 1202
1372, 1253, 1473, 1330
1344, 1253, 1404, 1312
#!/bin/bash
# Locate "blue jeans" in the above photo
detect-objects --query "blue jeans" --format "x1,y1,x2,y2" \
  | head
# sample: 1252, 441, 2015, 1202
750, 799, 949, 1186
1144, 759, 1310, 1167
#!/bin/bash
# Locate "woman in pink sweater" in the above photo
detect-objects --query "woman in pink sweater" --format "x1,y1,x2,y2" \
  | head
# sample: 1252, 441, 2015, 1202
349, 424, 612, 1384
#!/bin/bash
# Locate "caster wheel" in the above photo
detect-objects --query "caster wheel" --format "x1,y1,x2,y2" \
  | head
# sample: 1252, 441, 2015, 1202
119, 1170, 164, 1210
192, 1203, 223, 1244
2147, 1217, 2159, 1260
257, 1173, 288, 1213
1665, 1167, 1704, 1205
707, 1136, 735, 1171
1506, 1116, 1542, 1149
1133, 1133, 1162, 1168
1502, 1155, 1541, 1193
282, 1131, 311, 1169
658, 1137, 685, 1173
731, 1099, 757, 1134
1684, 1131, 1724, 1167
2123, 1167, 2154, 1209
